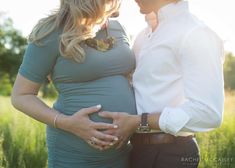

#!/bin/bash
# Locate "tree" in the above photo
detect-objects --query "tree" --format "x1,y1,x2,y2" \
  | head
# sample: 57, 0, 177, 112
0, 16, 57, 97
0, 17, 27, 85
224, 52, 235, 90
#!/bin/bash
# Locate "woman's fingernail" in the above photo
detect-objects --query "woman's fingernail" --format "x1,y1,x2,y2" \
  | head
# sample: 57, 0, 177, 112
96, 104, 102, 109
114, 137, 118, 141
109, 143, 114, 146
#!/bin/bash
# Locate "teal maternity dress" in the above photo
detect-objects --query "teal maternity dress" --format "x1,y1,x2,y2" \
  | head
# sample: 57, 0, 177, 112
18, 20, 137, 168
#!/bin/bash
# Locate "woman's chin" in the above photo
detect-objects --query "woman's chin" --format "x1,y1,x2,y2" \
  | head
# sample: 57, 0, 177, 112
139, 9, 152, 15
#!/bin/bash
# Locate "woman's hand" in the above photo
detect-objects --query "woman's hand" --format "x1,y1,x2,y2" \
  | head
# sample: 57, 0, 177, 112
98, 112, 140, 149
57, 105, 119, 150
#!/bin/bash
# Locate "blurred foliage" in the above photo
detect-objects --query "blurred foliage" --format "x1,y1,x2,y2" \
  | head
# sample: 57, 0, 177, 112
0, 74, 11, 96
224, 53, 235, 90
0, 16, 57, 98
0, 17, 27, 85
0, 96, 48, 168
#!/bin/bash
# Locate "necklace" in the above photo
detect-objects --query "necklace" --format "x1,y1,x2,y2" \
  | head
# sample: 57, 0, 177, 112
84, 20, 115, 52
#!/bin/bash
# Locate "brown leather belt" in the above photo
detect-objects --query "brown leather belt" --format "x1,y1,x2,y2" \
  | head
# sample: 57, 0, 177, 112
130, 132, 194, 145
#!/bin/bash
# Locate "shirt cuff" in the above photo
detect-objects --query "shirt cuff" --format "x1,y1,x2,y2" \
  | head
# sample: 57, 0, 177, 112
159, 107, 190, 135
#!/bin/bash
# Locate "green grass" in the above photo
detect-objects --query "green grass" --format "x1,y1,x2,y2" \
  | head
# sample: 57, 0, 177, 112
0, 94, 235, 168
0, 96, 48, 168
196, 92, 235, 168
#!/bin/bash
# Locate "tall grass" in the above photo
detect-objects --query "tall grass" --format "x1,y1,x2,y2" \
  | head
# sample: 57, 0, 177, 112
0, 93, 234, 168
0, 96, 48, 168
197, 92, 235, 168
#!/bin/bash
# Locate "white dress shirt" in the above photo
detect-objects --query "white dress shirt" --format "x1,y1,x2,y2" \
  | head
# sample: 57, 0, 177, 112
132, 0, 224, 136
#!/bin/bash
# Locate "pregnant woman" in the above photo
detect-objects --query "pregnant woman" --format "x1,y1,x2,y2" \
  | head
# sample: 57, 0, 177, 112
11, 0, 136, 167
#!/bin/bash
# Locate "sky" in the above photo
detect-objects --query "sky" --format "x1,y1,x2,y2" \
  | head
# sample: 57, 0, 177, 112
0, 0, 234, 54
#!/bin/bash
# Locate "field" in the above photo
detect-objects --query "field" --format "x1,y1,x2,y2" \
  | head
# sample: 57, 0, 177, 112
0, 93, 234, 168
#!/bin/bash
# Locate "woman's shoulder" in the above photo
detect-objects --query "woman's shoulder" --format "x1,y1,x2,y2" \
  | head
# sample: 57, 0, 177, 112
108, 20, 127, 33
26, 27, 62, 59
37, 27, 61, 46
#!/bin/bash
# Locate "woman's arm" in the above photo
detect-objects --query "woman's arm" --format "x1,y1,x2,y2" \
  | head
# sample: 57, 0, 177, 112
11, 73, 119, 150
11, 74, 59, 126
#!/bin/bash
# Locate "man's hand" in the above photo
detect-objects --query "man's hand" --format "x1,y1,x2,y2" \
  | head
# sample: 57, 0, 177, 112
98, 112, 141, 149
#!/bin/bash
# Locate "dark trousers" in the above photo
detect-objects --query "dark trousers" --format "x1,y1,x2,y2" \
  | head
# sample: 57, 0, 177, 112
130, 138, 200, 168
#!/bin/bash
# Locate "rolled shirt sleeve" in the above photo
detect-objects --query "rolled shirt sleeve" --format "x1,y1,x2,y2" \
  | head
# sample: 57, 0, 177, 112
159, 26, 224, 135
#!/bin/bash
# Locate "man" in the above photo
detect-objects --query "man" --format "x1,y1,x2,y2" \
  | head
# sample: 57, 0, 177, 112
99, 0, 224, 167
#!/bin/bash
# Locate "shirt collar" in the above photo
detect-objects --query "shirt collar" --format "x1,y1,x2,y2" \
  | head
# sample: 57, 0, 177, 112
156, 0, 189, 22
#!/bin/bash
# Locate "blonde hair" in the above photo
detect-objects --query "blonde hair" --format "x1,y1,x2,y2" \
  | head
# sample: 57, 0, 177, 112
29, 0, 120, 63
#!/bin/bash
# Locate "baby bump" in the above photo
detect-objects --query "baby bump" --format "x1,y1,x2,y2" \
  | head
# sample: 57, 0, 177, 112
53, 75, 137, 123
47, 76, 135, 167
